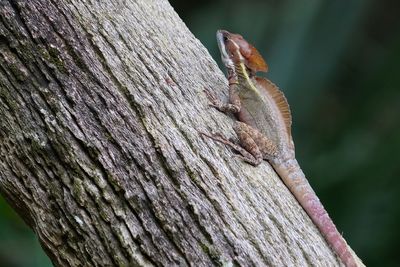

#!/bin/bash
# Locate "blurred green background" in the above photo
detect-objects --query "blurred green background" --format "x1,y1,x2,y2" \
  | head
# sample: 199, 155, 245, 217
1, 0, 399, 266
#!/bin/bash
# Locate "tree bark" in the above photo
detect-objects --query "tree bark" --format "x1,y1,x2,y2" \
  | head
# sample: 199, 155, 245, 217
0, 0, 359, 266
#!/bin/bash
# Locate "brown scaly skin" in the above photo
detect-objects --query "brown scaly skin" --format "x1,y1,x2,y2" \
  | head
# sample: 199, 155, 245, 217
202, 30, 361, 267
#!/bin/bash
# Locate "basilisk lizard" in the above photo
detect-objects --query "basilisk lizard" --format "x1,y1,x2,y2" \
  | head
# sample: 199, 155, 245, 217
202, 30, 360, 267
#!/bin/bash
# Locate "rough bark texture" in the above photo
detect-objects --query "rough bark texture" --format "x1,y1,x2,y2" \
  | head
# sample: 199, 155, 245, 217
0, 0, 359, 266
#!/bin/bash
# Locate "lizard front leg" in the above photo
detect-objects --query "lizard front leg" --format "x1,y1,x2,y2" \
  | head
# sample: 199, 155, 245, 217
204, 83, 241, 114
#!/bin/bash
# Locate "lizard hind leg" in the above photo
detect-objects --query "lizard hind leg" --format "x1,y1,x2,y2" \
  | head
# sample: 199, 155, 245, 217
233, 122, 278, 162
199, 131, 262, 166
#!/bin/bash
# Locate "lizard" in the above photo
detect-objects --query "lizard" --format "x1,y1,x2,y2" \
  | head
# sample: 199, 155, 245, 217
201, 29, 360, 267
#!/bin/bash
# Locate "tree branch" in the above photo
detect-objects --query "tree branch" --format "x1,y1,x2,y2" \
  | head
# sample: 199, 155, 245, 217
0, 0, 360, 266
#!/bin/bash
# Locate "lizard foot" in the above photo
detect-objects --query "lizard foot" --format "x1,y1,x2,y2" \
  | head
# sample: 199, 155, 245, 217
234, 154, 262, 166
203, 88, 221, 108
200, 131, 261, 166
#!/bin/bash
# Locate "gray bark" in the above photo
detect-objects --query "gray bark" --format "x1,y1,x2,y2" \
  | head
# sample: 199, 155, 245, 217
0, 0, 359, 266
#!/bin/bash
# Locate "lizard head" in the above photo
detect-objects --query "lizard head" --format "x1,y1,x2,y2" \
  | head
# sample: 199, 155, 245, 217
216, 30, 268, 74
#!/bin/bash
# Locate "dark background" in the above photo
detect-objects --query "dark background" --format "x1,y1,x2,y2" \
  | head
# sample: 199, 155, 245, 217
1, 0, 399, 266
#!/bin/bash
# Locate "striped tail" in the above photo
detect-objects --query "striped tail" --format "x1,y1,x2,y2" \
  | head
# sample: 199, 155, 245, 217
272, 158, 358, 267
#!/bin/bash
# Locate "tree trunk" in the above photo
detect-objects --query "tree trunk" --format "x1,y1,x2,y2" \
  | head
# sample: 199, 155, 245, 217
0, 0, 360, 266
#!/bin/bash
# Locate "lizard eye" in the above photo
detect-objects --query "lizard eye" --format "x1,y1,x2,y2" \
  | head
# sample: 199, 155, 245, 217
223, 36, 228, 42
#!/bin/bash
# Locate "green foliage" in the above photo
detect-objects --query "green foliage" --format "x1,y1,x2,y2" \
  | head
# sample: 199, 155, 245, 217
0, 196, 52, 267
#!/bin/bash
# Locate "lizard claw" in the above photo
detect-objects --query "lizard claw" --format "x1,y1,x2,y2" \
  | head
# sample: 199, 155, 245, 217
228, 137, 237, 143
203, 88, 219, 105
234, 154, 261, 166
199, 131, 230, 144
210, 132, 228, 140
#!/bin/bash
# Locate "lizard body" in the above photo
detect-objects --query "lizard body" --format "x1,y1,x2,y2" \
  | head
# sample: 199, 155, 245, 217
203, 30, 359, 267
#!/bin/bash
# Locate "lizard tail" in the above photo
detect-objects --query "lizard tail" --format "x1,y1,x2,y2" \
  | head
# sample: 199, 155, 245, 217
272, 158, 359, 267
